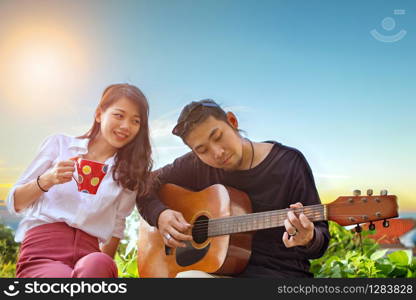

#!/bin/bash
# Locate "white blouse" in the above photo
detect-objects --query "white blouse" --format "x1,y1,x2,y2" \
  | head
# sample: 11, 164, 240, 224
6, 134, 137, 243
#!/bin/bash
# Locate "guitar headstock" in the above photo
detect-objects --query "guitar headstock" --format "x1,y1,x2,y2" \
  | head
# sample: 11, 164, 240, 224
327, 189, 398, 227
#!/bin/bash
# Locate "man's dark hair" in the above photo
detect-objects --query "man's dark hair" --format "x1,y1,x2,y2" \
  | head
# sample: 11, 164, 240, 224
172, 99, 231, 141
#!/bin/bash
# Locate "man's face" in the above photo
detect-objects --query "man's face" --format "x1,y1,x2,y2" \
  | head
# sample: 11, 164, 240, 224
184, 115, 244, 171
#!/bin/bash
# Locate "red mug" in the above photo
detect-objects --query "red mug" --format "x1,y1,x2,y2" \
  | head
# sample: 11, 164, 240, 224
70, 157, 108, 194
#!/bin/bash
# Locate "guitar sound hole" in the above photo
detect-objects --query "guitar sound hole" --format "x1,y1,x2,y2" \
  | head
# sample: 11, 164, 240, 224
192, 215, 209, 244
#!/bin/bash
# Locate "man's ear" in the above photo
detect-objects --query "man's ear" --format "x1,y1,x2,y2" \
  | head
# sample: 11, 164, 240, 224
226, 112, 238, 129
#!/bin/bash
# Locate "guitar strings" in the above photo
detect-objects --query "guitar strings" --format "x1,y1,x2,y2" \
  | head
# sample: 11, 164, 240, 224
190, 209, 325, 235
191, 211, 326, 238
188, 200, 390, 235
192, 205, 324, 227
191, 213, 384, 236
190, 199, 390, 226
191, 211, 378, 232
191, 213, 351, 238
185, 198, 395, 237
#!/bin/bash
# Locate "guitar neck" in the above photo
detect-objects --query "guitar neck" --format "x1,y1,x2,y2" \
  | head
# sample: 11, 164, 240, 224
207, 204, 327, 237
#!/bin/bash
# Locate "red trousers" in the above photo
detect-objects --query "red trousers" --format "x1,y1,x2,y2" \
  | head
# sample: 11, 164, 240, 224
16, 222, 118, 278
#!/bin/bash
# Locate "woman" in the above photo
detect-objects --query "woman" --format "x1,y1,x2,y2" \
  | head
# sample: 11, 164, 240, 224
7, 83, 152, 278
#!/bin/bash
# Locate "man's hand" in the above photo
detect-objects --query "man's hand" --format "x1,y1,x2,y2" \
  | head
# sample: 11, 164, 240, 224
282, 202, 315, 248
158, 209, 192, 248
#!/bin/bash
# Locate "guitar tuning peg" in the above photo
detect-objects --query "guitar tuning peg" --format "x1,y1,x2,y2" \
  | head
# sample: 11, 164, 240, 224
380, 189, 388, 196
383, 219, 390, 228
353, 189, 361, 196
367, 189, 373, 196
355, 224, 362, 233
369, 222, 376, 231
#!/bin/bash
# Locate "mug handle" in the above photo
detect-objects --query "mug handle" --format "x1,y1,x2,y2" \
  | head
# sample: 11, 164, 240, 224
69, 157, 80, 184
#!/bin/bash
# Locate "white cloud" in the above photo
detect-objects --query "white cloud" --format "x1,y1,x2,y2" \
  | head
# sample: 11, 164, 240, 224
149, 106, 182, 138
150, 118, 177, 139
148, 106, 189, 168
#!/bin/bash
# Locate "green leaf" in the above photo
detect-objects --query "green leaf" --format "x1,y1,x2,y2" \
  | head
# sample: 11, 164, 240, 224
390, 266, 408, 277
370, 249, 388, 261
376, 261, 394, 275
126, 258, 138, 277
388, 250, 412, 266
114, 252, 123, 265
404, 249, 413, 265
331, 265, 342, 278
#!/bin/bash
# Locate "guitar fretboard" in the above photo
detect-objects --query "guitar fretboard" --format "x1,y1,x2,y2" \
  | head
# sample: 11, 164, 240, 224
205, 204, 327, 237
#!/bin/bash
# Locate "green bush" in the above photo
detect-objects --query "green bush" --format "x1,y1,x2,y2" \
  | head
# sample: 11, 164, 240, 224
310, 221, 416, 278
0, 223, 19, 277
115, 239, 139, 278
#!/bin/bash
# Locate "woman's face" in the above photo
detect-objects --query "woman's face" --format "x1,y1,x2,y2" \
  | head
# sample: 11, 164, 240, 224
96, 97, 141, 150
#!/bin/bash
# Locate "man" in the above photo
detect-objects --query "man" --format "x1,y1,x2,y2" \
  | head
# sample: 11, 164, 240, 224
137, 99, 330, 278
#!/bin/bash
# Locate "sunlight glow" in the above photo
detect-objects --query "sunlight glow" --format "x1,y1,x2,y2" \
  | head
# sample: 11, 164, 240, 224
0, 24, 88, 113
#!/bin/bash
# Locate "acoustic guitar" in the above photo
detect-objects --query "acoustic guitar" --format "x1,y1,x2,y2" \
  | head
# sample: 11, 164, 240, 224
137, 184, 398, 277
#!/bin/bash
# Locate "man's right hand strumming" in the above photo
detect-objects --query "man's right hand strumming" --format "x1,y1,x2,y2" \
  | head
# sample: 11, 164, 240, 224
157, 209, 193, 248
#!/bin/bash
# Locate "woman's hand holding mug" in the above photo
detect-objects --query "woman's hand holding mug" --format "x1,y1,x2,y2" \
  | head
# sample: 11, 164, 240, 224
40, 160, 76, 190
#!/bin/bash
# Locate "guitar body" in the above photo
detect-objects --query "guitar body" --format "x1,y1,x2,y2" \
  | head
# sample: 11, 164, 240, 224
137, 184, 253, 277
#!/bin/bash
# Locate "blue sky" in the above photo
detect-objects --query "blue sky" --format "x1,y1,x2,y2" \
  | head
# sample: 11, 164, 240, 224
0, 0, 415, 210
